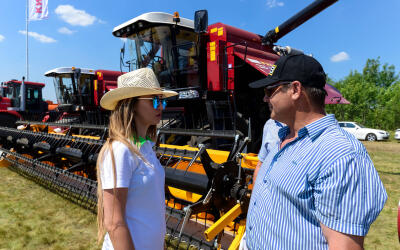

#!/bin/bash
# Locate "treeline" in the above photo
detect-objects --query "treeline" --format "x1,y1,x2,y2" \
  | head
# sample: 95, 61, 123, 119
326, 58, 400, 131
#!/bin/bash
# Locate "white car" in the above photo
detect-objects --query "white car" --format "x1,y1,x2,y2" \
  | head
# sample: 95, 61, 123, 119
338, 122, 389, 141
395, 129, 400, 141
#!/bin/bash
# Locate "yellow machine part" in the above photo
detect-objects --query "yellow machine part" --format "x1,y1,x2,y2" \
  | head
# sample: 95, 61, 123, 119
161, 143, 258, 204
160, 143, 259, 167
161, 143, 256, 246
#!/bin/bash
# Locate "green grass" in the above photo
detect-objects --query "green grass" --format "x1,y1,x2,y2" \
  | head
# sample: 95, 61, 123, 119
0, 141, 399, 249
0, 167, 99, 250
363, 141, 400, 250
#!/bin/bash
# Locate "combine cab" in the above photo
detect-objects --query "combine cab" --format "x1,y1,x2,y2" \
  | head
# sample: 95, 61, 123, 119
0, 79, 47, 127
41, 67, 122, 127
0, 0, 344, 249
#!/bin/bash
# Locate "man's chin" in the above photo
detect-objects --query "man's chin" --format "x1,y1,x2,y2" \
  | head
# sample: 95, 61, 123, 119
270, 112, 276, 120
270, 113, 284, 124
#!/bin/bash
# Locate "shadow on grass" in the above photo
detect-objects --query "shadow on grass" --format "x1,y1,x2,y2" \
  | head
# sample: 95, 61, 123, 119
378, 171, 400, 175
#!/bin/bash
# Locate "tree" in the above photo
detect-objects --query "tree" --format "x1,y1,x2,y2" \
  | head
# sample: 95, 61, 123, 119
326, 58, 400, 130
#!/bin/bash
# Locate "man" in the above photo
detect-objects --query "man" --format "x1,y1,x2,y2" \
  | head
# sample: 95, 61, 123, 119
245, 54, 387, 249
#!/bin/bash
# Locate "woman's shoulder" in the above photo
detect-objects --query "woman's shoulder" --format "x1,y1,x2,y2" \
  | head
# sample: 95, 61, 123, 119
111, 140, 132, 151
104, 140, 138, 161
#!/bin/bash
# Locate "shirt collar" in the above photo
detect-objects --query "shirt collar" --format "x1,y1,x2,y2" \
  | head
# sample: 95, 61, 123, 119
304, 114, 336, 140
132, 136, 151, 146
277, 114, 337, 141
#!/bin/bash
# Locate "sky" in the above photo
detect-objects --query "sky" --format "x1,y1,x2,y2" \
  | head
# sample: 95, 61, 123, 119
1, 0, 399, 102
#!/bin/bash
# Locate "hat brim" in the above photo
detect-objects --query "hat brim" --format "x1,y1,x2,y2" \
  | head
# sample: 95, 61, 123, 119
248, 76, 280, 88
100, 87, 178, 110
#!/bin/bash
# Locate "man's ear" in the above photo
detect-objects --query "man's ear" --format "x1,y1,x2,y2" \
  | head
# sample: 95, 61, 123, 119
291, 81, 302, 100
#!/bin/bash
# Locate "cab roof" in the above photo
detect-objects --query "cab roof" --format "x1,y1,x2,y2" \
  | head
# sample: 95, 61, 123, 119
44, 67, 95, 77
113, 12, 194, 38
3, 80, 45, 87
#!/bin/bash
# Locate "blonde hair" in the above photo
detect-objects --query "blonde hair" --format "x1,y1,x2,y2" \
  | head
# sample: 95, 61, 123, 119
96, 97, 157, 243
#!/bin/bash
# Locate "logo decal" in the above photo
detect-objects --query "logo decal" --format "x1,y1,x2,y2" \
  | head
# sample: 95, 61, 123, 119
269, 65, 276, 76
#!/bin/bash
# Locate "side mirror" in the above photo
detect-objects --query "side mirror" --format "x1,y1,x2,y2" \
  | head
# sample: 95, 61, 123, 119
194, 10, 208, 33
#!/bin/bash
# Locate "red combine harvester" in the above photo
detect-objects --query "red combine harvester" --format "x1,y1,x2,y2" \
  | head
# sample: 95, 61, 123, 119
44, 67, 121, 112
0, 78, 47, 127
112, 0, 343, 248
0, 0, 347, 249
0, 67, 122, 207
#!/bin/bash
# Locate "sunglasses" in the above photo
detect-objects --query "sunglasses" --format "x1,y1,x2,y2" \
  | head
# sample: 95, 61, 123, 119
264, 81, 292, 98
137, 96, 167, 109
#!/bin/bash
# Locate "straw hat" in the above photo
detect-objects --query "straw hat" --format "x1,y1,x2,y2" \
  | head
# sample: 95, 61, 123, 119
100, 68, 178, 110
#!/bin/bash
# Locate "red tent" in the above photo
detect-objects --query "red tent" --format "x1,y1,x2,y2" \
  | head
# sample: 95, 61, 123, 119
324, 83, 350, 104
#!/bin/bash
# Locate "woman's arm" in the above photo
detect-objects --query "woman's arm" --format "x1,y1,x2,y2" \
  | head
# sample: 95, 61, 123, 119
103, 188, 135, 250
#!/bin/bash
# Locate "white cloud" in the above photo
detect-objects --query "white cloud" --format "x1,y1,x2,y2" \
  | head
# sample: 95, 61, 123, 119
330, 51, 350, 62
19, 30, 56, 43
266, 0, 284, 8
55, 5, 97, 26
0, 34, 4, 42
58, 27, 75, 35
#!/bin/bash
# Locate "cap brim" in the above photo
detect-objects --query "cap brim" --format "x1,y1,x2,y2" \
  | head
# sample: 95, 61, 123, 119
248, 76, 280, 88
100, 87, 178, 110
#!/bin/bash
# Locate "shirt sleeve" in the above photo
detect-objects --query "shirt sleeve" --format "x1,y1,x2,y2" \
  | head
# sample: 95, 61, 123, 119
258, 119, 282, 162
258, 121, 271, 162
313, 152, 387, 236
100, 141, 139, 189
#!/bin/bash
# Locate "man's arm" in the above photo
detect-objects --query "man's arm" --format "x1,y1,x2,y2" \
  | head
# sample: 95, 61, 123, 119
320, 223, 364, 250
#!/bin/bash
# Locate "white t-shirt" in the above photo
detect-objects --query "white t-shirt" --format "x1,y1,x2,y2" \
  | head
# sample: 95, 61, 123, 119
100, 140, 166, 250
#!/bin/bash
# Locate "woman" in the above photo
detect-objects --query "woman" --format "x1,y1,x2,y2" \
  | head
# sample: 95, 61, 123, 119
96, 68, 177, 250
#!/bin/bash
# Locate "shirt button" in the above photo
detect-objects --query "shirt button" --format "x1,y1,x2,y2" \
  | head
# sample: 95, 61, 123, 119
264, 180, 267, 183
253, 201, 256, 206
249, 226, 252, 231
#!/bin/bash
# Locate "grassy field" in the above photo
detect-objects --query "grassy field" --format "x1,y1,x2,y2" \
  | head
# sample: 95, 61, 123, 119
0, 140, 399, 249
362, 141, 400, 249
0, 167, 98, 250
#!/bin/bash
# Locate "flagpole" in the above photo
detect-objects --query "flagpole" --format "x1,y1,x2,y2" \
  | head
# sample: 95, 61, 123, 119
26, 0, 29, 81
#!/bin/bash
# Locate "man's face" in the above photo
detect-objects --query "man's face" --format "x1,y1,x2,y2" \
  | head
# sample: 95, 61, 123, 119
264, 82, 292, 122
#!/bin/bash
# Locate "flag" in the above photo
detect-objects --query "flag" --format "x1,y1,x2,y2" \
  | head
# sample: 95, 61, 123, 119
28, 0, 49, 21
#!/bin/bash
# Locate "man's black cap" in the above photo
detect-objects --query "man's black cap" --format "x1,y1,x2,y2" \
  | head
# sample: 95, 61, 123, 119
249, 54, 326, 89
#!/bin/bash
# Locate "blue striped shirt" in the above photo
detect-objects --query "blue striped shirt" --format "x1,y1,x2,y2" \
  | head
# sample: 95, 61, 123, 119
258, 119, 284, 162
246, 114, 387, 250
